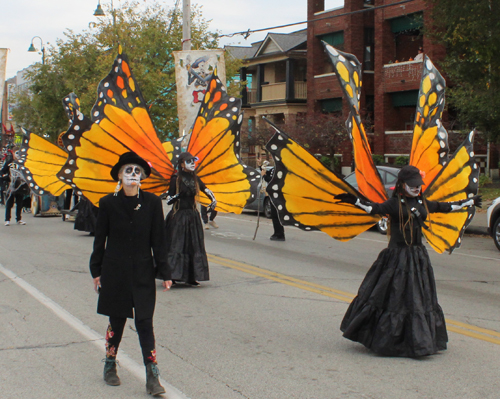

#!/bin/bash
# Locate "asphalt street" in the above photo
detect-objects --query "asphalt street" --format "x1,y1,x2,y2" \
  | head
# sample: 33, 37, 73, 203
0, 204, 499, 399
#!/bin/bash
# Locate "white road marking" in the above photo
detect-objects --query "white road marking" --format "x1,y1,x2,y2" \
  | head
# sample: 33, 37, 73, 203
0, 263, 189, 399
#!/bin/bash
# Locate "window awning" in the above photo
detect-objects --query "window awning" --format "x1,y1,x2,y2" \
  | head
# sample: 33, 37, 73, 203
391, 90, 419, 107
321, 98, 343, 113
319, 31, 344, 46
390, 13, 423, 33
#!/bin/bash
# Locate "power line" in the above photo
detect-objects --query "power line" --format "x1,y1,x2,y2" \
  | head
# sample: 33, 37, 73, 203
219, 0, 415, 39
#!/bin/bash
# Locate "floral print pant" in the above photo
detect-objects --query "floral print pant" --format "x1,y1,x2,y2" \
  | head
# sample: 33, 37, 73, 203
106, 316, 157, 365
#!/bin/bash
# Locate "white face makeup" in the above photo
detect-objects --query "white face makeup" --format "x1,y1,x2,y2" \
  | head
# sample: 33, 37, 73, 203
120, 164, 142, 186
404, 183, 421, 197
183, 158, 197, 172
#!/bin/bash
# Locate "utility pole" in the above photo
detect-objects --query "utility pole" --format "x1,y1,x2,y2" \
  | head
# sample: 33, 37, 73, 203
182, 0, 191, 51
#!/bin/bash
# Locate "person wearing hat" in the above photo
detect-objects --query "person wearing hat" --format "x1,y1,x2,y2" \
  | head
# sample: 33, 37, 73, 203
164, 151, 216, 286
89, 151, 172, 395
335, 165, 481, 357
2, 147, 30, 226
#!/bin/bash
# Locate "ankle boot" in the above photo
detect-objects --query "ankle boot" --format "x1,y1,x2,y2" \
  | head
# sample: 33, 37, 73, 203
145, 363, 166, 396
103, 358, 121, 386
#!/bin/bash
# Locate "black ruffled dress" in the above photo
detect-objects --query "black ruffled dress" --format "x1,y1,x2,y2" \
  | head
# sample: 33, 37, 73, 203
341, 196, 451, 357
165, 171, 209, 283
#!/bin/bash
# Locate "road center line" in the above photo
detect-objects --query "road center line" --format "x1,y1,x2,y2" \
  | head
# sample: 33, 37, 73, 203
208, 254, 500, 346
0, 263, 189, 399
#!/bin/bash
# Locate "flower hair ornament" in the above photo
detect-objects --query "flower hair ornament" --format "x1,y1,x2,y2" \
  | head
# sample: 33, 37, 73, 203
114, 179, 121, 196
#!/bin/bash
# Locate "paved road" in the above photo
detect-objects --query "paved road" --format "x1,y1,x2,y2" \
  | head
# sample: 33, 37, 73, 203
0, 206, 499, 399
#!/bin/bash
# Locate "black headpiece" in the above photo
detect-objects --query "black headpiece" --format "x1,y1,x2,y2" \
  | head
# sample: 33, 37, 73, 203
110, 151, 151, 181
398, 165, 424, 187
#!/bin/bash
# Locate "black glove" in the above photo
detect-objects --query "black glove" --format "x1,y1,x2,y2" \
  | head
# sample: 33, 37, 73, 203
473, 195, 482, 208
166, 194, 179, 205
334, 193, 357, 205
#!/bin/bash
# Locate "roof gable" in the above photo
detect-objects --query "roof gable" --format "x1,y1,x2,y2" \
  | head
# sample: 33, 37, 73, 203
255, 30, 307, 57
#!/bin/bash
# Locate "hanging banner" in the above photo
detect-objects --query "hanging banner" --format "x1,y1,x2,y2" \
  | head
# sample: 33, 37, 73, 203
173, 49, 225, 138
0, 48, 8, 121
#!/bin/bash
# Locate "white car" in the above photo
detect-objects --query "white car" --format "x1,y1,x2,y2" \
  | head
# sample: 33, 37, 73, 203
487, 196, 500, 251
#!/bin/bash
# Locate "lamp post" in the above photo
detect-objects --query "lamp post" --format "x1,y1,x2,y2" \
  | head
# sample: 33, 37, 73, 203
28, 36, 45, 65
94, 0, 117, 43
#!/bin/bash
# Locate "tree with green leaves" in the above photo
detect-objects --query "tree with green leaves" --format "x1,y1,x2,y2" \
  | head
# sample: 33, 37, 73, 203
13, 1, 242, 143
428, 0, 500, 142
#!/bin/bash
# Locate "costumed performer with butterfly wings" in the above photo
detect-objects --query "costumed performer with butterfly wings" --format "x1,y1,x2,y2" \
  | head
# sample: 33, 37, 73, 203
89, 152, 172, 395
335, 168, 481, 357
165, 152, 217, 286
264, 44, 482, 357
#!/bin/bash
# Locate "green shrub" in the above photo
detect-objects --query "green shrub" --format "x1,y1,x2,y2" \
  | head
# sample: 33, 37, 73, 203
478, 174, 492, 188
394, 156, 409, 166
320, 156, 340, 171
372, 154, 384, 165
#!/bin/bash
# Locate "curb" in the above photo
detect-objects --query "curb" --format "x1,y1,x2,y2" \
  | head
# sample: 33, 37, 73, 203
465, 226, 489, 236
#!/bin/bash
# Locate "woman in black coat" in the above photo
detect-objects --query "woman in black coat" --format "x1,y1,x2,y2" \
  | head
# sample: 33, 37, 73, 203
89, 152, 172, 395
165, 152, 216, 286
335, 165, 481, 357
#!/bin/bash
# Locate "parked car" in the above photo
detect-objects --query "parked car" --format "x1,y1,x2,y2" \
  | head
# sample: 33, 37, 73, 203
244, 166, 273, 218
343, 165, 401, 234
487, 197, 500, 250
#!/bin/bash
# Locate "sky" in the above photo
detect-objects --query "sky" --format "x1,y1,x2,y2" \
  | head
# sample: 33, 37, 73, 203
1, 0, 344, 78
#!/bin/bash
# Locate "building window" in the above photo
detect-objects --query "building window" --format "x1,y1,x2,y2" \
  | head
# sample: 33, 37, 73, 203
320, 31, 344, 47
319, 32, 344, 74
320, 98, 343, 113
390, 13, 423, 63
390, 13, 423, 34
391, 90, 419, 107
364, 28, 374, 71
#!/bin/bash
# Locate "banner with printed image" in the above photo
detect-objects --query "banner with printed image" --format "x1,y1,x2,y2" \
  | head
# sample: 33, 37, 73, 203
0, 48, 8, 120
173, 49, 225, 139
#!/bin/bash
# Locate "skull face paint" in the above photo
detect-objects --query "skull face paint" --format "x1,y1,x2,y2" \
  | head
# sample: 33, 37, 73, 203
404, 183, 421, 197
120, 164, 142, 186
183, 158, 197, 172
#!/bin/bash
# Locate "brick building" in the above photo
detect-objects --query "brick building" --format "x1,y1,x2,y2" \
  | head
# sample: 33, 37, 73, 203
307, 0, 489, 175
229, 0, 494, 175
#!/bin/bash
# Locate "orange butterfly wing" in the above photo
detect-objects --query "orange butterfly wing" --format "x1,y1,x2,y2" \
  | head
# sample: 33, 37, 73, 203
57, 103, 167, 206
422, 131, 479, 253
410, 57, 449, 188
323, 42, 387, 203
187, 71, 260, 213
16, 129, 71, 197
91, 48, 174, 181
265, 122, 379, 241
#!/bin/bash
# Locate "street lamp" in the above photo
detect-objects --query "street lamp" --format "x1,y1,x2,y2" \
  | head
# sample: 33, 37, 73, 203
94, 0, 118, 46
93, 0, 105, 16
28, 36, 45, 65
94, 0, 117, 29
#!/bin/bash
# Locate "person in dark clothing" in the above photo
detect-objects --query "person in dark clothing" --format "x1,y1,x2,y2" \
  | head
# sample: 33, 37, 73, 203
74, 196, 99, 235
2, 148, 30, 226
261, 165, 285, 241
335, 165, 481, 357
89, 152, 172, 395
200, 206, 218, 229
0, 148, 10, 205
165, 152, 217, 286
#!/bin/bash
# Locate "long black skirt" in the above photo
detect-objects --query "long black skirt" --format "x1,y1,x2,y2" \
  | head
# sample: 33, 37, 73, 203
74, 197, 98, 234
165, 208, 209, 282
340, 245, 448, 357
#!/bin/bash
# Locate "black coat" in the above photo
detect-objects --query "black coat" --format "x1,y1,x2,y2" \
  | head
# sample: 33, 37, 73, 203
89, 190, 171, 319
